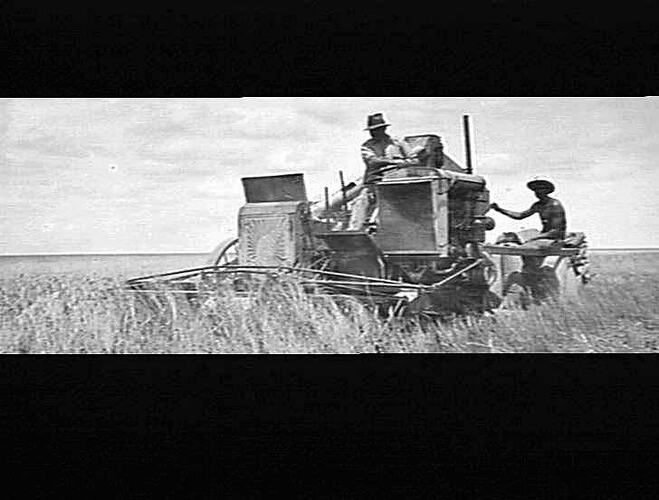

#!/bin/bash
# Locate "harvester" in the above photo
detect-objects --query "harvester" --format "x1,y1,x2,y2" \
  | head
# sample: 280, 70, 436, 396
126, 116, 591, 318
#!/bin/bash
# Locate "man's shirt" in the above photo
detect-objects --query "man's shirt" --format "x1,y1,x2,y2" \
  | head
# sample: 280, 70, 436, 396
360, 135, 411, 184
530, 197, 567, 240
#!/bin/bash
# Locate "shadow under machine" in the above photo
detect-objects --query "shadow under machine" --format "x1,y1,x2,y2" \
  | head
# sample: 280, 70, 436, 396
126, 116, 591, 316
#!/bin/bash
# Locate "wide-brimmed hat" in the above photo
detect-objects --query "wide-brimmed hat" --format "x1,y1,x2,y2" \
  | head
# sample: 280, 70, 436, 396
527, 177, 555, 193
364, 113, 391, 131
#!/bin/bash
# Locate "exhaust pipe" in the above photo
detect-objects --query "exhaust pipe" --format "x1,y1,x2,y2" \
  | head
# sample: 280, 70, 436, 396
463, 115, 473, 175
311, 181, 362, 219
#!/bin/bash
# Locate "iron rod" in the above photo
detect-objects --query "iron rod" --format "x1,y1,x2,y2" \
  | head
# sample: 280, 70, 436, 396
126, 265, 224, 283
324, 186, 331, 230
309, 283, 403, 299
339, 171, 348, 230
339, 170, 348, 211
298, 280, 422, 289
431, 259, 483, 289
207, 264, 420, 286
290, 267, 418, 286
127, 262, 484, 297
128, 262, 478, 292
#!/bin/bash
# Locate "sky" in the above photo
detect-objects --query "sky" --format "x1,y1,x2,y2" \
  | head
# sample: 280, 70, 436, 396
1, 97, 658, 254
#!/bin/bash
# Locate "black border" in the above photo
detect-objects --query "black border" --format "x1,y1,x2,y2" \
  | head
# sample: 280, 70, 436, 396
2, 3, 658, 96
3, 3, 659, 497
3, 356, 659, 497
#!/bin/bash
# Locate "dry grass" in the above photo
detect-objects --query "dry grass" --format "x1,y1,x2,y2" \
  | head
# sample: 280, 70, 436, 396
1, 253, 658, 353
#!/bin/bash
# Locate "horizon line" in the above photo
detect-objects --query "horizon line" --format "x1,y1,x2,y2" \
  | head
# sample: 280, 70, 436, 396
0, 251, 209, 257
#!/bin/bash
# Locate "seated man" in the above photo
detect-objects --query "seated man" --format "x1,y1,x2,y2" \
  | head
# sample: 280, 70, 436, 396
489, 177, 567, 274
347, 113, 416, 231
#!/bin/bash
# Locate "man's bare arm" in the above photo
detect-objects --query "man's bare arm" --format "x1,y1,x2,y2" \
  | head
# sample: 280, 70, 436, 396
489, 203, 537, 220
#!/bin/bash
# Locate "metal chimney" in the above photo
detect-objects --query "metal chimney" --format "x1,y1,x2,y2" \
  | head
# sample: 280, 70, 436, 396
463, 115, 473, 174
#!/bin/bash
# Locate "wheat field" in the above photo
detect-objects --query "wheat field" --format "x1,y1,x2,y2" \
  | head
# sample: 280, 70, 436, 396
0, 253, 657, 353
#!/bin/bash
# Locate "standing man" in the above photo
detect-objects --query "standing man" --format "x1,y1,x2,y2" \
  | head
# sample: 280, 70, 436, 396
348, 113, 414, 231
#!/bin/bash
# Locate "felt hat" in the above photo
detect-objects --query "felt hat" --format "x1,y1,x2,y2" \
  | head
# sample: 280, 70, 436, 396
364, 113, 391, 131
527, 176, 555, 193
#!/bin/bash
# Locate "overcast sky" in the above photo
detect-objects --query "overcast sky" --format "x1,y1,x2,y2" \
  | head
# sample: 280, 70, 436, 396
1, 97, 657, 254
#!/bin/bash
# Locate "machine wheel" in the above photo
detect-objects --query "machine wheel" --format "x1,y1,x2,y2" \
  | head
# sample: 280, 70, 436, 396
533, 266, 560, 301
403, 286, 493, 317
208, 237, 239, 267
501, 272, 531, 310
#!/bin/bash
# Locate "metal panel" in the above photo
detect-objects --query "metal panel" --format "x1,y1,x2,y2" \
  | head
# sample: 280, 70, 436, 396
316, 231, 381, 254
238, 201, 307, 267
435, 178, 450, 256
239, 215, 294, 266
242, 174, 308, 203
441, 153, 466, 173
383, 166, 439, 180
315, 232, 383, 278
404, 134, 443, 169
375, 179, 448, 254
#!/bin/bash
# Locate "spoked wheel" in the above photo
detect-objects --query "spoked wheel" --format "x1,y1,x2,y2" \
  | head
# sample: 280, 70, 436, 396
202, 237, 240, 290
208, 237, 239, 267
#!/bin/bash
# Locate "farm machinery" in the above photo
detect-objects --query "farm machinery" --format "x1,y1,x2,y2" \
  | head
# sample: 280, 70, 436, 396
125, 116, 591, 318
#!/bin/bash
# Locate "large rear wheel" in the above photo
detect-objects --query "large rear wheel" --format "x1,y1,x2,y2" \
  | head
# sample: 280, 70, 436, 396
208, 237, 239, 267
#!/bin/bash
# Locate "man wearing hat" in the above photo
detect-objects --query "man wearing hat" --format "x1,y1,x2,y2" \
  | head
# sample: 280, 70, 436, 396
489, 177, 566, 244
360, 113, 414, 184
489, 177, 567, 283
348, 113, 415, 230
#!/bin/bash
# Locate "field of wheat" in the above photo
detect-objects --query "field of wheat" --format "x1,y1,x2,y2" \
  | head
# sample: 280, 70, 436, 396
0, 253, 657, 353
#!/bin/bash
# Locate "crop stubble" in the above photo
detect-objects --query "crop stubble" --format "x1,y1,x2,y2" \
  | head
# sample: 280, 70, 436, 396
0, 253, 657, 353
